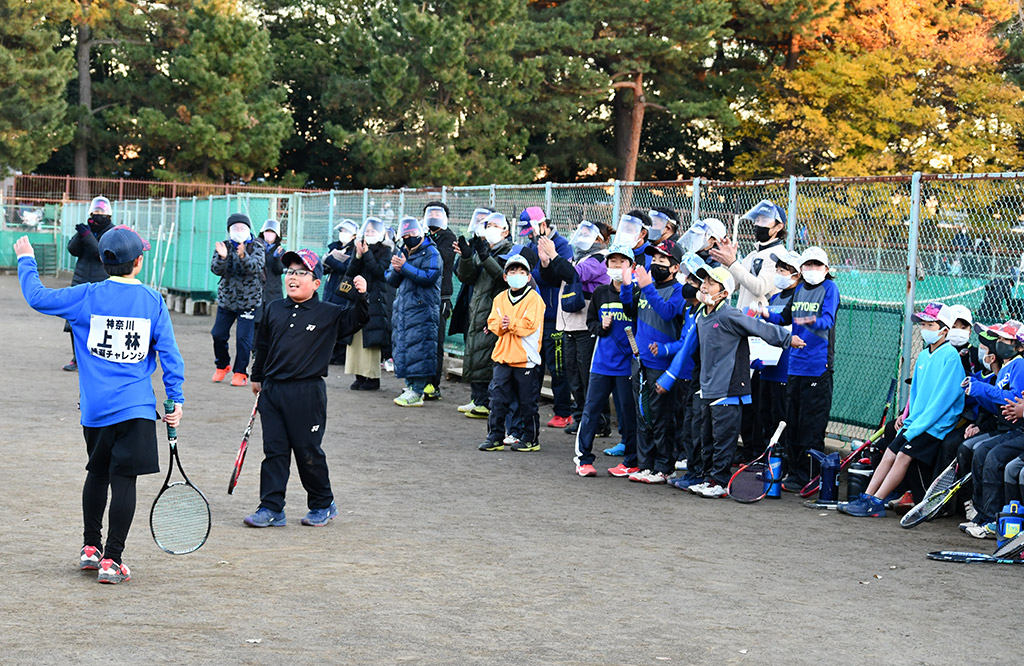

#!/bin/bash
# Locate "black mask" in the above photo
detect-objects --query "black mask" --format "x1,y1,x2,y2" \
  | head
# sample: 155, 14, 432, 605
754, 226, 772, 243
88, 215, 110, 232
651, 265, 672, 283
681, 283, 698, 300
404, 235, 422, 250
697, 249, 711, 261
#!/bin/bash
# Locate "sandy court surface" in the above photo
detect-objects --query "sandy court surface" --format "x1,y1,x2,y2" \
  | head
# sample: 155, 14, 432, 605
0, 271, 1012, 665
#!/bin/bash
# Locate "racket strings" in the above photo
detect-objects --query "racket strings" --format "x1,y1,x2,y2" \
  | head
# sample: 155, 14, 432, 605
151, 483, 210, 554
729, 464, 770, 501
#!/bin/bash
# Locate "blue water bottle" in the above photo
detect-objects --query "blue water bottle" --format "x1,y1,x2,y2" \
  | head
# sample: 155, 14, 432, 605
765, 453, 783, 499
997, 501, 1023, 548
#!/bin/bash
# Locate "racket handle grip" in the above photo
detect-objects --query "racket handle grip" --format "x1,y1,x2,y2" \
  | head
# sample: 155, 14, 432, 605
624, 325, 640, 356
163, 398, 177, 439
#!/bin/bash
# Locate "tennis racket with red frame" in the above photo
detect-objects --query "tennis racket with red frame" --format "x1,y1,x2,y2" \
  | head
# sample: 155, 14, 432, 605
228, 392, 260, 495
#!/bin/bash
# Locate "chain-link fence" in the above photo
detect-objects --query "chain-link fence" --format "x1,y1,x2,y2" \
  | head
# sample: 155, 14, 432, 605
10, 172, 1024, 437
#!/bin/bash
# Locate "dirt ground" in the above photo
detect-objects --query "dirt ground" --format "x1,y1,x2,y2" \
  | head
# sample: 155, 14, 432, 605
0, 271, 1014, 665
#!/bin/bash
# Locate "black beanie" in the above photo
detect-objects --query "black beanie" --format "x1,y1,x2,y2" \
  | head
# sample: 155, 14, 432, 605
227, 213, 251, 231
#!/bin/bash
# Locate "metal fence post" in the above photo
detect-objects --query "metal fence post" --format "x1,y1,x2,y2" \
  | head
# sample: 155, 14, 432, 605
489, 184, 496, 207
787, 175, 798, 251
328, 191, 335, 239
544, 182, 552, 219
441, 186, 447, 205
612, 181, 621, 225
691, 177, 700, 224
398, 188, 405, 218
362, 188, 369, 221
899, 171, 923, 404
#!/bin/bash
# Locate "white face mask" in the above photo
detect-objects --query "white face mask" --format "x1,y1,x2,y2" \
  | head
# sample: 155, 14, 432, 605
364, 234, 382, 245
339, 231, 355, 245
606, 268, 623, 282
483, 226, 505, 246
921, 328, 945, 346
698, 290, 721, 306
229, 227, 250, 244
507, 273, 529, 289
773, 273, 795, 290
947, 328, 970, 348
802, 268, 826, 285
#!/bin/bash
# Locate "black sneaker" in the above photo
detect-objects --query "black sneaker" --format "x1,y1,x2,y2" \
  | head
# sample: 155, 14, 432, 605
422, 384, 442, 400
63, 359, 77, 372
510, 440, 540, 452
349, 376, 366, 390
478, 440, 504, 451
781, 477, 804, 493
357, 377, 380, 391
564, 421, 580, 435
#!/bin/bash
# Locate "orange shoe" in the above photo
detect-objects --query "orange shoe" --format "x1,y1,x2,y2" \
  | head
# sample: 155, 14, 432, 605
607, 463, 640, 478
212, 367, 230, 382
576, 464, 598, 477
547, 415, 573, 428
230, 373, 248, 387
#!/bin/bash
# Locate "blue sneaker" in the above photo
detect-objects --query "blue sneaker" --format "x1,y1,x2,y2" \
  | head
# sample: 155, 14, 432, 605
669, 473, 702, 490
301, 501, 338, 527
243, 507, 287, 527
841, 494, 886, 517
603, 442, 626, 456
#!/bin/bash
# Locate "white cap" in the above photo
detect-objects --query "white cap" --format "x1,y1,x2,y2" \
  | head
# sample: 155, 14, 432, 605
948, 304, 973, 327
800, 246, 829, 268
769, 249, 803, 271
695, 265, 736, 294
701, 217, 728, 240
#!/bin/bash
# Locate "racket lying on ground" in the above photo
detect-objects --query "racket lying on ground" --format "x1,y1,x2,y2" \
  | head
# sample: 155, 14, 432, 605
900, 462, 972, 528
728, 422, 787, 503
800, 377, 897, 498
624, 326, 651, 429
150, 399, 211, 555
994, 532, 1024, 558
228, 392, 260, 495
927, 550, 1024, 565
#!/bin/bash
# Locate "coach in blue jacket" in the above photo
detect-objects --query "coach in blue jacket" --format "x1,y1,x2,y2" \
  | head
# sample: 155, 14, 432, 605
387, 216, 442, 408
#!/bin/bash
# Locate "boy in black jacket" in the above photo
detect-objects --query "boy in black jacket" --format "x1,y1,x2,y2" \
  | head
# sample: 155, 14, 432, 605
245, 249, 369, 528
423, 201, 457, 400
63, 196, 115, 371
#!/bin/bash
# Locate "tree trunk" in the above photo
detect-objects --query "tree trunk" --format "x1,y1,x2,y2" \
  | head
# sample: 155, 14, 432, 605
74, 15, 92, 192
614, 73, 645, 183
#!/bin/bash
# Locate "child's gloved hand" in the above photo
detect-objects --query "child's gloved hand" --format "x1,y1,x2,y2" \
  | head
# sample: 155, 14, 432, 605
751, 359, 764, 370
75, 223, 91, 237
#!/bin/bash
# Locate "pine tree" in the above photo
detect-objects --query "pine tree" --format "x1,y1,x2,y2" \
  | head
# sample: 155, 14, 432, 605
0, 0, 74, 174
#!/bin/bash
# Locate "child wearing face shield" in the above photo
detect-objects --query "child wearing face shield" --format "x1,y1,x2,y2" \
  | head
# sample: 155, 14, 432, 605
344, 217, 391, 391
840, 303, 966, 517
649, 208, 679, 245
422, 201, 457, 399
256, 219, 285, 321
478, 255, 546, 452
210, 213, 266, 386
453, 210, 514, 418
387, 216, 442, 408
612, 210, 654, 269
762, 246, 840, 491
678, 217, 727, 269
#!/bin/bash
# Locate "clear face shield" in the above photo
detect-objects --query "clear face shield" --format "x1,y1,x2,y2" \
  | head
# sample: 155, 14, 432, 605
482, 212, 509, 246
648, 210, 671, 238
679, 220, 714, 254
334, 219, 359, 244
467, 208, 492, 238
424, 206, 448, 231
678, 252, 708, 281
613, 214, 645, 248
569, 220, 601, 253
359, 217, 385, 244
741, 200, 780, 227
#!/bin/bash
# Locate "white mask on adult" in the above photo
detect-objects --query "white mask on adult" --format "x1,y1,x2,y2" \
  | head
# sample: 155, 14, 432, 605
229, 227, 250, 244
483, 226, 505, 247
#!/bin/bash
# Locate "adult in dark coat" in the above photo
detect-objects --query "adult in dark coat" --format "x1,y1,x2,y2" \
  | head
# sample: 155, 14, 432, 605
323, 218, 359, 363
256, 219, 285, 322
345, 218, 392, 390
63, 196, 115, 371
423, 201, 457, 399
386, 216, 442, 407
454, 212, 514, 417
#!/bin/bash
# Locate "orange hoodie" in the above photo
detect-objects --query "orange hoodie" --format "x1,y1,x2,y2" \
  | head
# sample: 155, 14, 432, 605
487, 287, 545, 368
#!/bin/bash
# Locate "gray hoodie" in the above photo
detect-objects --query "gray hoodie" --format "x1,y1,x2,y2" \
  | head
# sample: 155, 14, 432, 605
697, 301, 791, 400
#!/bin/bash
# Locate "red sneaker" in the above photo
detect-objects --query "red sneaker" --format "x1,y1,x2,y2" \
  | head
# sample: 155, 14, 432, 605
607, 463, 640, 478
212, 367, 230, 382
230, 373, 249, 387
547, 415, 573, 428
576, 464, 598, 477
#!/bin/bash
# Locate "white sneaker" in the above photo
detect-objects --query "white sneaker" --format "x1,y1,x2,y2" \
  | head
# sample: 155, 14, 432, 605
696, 483, 727, 498
628, 469, 651, 483
964, 500, 978, 522
393, 388, 414, 405
458, 400, 476, 413
675, 459, 688, 471
964, 522, 997, 539
641, 471, 668, 484
687, 481, 710, 494
383, 358, 394, 373
503, 434, 520, 446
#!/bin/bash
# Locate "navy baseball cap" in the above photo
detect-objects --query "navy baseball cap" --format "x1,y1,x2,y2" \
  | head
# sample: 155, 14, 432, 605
645, 239, 683, 264
99, 225, 150, 264
281, 248, 324, 279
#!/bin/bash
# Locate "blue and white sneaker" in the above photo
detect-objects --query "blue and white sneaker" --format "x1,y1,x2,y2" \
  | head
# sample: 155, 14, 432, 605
301, 501, 338, 527
243, 507, 287, 528
839, 493, 886, 517
603, 442, 626, 456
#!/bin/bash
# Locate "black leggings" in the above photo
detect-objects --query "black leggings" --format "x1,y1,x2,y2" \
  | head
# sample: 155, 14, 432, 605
82, 471, 137, 564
